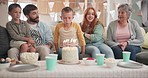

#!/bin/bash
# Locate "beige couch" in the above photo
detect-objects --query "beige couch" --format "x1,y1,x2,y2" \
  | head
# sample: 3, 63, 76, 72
50, 26, 148, 61
136, 28, 148, 65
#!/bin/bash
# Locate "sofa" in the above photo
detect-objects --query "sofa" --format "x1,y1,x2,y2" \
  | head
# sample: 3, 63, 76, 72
0, 25, 10, 58
136, 28, 148, 65
0, 24, 148, 64
51, 25, 148, 62
136, 48, 148, 65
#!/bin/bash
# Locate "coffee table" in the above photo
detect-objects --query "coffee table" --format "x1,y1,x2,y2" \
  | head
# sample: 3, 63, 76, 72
0, 60, 148, 78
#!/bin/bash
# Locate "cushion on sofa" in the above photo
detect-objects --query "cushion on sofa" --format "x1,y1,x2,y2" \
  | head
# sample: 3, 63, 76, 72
0, 26, 10, 58
136, 51, 148, 65
142, 32, 148, 48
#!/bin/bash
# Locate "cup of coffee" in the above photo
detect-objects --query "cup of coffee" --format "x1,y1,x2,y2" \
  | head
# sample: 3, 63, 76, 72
123, 51, 131, 62
96, 54, 105, 66
45, 54, 58, 71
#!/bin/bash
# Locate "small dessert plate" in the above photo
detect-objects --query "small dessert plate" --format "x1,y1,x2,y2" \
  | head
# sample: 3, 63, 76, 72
58, 60, 81, 65
82, 58, 96, 65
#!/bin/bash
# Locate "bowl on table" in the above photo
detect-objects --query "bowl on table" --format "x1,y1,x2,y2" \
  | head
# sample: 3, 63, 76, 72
105, 58, 117, 68
20, 52, 39, 64
83, 58, 96, 65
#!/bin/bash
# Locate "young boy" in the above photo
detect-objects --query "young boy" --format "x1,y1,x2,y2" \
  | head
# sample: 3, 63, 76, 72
54, 7, 86, 59
6, 3, 36, 53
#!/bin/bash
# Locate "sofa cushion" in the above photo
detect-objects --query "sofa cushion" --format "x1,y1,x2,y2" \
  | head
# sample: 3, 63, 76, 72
142, 32, 148, 48
136, 51, 148, 65
0, 26, 10, 58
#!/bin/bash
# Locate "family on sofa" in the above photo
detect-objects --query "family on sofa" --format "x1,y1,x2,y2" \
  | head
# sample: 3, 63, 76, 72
6, 4, 54, 61
0, 3, 147, 65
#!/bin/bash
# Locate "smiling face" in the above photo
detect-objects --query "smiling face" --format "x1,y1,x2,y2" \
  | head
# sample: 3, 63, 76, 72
60, 11, 74, 25
9, 7, 21, 21
118, 8, 128, 21
86, 9, 95, 23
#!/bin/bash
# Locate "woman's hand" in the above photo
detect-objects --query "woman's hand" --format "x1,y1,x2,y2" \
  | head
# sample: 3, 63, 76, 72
119, 42, 128, 50
85, 33, 91, 39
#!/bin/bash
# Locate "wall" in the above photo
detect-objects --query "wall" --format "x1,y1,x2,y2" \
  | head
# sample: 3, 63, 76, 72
37, 0, 104, 26
131, 0, 142, 26
141, 0, 148, 26
0, 4, 8, 27
106, 0, 128, 26
106, 0, 143, 27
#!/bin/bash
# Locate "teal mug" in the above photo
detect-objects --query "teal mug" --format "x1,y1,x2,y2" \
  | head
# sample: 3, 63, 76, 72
45, 54, 58, 71
123, 51, 131, 62
96, 54, 105, 66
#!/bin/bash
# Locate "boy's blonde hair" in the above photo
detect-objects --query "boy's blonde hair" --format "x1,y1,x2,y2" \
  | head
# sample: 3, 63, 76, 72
61, 7, 74, 15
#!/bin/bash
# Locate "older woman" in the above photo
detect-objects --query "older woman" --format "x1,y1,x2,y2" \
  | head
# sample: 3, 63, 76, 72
81, 7, 114, 58
106, 4, 144, 61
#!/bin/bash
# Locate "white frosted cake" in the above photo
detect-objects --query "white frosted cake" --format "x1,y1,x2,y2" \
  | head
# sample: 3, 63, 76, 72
20, 53, 39, 64
62, 47, 79, 63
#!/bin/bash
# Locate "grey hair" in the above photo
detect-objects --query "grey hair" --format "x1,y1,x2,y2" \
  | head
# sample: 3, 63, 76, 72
118, 4, 132, 19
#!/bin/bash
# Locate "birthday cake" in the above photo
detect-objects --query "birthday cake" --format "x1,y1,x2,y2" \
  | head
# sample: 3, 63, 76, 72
62, 47, 79, 63
20, 53, 39, 64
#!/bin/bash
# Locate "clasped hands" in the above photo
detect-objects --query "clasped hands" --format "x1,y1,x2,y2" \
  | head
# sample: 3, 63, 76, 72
119, 42, 128, 50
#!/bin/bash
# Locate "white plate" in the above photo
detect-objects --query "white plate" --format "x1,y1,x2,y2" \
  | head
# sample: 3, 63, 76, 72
8, 64, 39, 72
117, 61, 143, 69
58, 60, 81, 65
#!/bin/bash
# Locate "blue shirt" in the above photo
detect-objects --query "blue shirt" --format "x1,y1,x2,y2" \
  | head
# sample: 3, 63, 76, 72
31, 21, 54, 47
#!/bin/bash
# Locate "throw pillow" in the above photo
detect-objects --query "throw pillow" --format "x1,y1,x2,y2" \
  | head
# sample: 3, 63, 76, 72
142, 32, 148, 48
0, 26, 10, 58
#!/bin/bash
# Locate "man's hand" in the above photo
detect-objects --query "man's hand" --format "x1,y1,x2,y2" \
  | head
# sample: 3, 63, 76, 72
43, 45, 51, 53
28, 39, 35, 44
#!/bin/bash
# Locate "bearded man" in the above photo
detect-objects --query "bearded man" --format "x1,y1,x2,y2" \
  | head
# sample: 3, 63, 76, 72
8, 4, 54, 60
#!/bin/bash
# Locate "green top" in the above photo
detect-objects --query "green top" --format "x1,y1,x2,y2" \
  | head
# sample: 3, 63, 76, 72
84, 23, 104, 46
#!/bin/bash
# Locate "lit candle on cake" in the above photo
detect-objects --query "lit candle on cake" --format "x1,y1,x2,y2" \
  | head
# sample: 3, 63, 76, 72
62, 38, 79, 63
73, 39, 77, 44
67, 39, 70, 47
70, 38, 74, 47
63, 40, 66, 47
63, 39, 70, 47
71, 38, 77, 47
